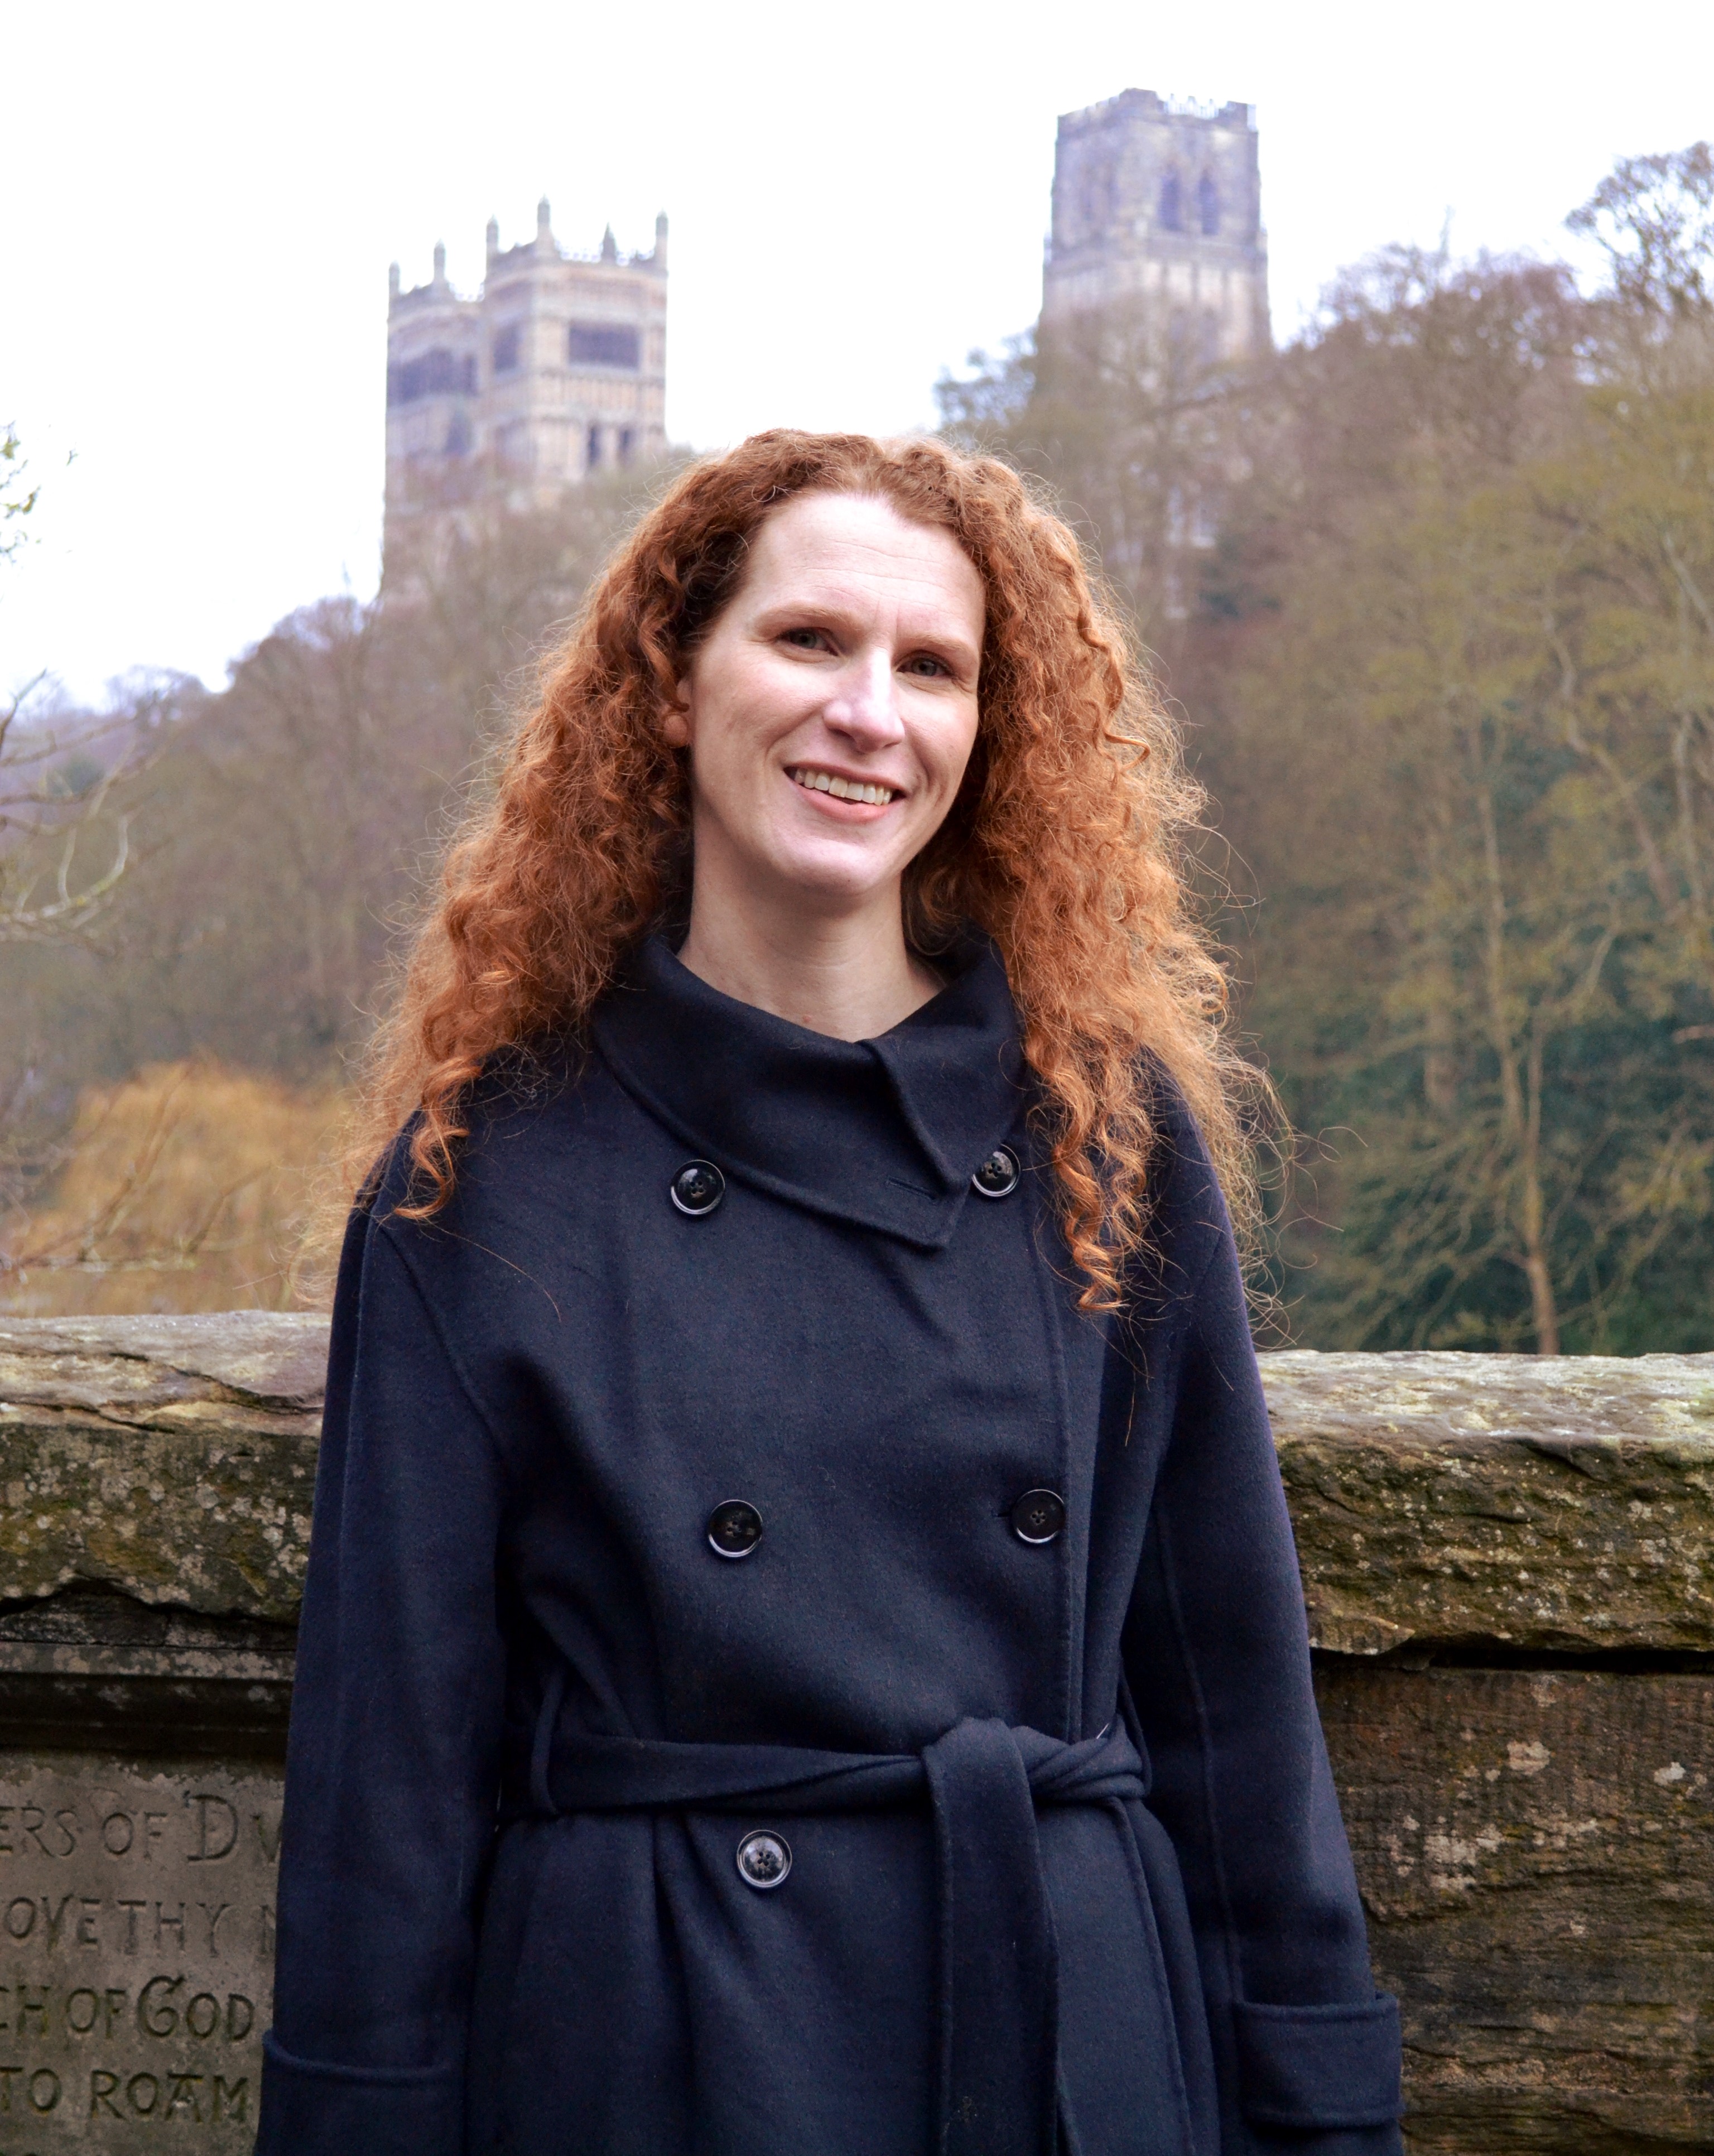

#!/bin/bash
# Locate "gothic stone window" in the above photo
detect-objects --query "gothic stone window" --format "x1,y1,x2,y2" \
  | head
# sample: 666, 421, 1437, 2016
1198, 172, 1220, 236
493, 323, 521, 375
586, 422, 603, 471
1076, 155, 1116, 243
1158, 170, 1183, 233
387, 349, 478, 407
618, 427, 635, 466
445, 408, 473, 458
569, 321, 641, 370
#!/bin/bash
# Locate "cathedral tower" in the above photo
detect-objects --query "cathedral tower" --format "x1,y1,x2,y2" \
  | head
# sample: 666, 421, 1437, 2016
384, 198, 667, 550
1042, 90, 1268, 362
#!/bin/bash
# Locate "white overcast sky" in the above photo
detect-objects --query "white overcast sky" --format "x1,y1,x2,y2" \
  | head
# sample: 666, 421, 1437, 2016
6, 0, 1712, 702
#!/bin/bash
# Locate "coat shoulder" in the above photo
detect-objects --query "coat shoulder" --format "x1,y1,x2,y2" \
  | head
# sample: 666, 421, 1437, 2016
1122, 1057, 1242, 1322
364, 1036, 606, 1237
1140, 1061, 1230, 1240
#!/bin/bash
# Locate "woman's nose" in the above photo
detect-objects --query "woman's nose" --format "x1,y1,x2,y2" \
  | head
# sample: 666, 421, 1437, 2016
823, 650, 903, 744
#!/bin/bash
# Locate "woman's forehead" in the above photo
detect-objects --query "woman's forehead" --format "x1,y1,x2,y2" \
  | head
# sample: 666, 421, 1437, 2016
740, 492, 984, 616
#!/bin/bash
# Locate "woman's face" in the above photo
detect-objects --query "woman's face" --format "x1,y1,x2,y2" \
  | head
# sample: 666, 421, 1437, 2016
664, 490, 985, 916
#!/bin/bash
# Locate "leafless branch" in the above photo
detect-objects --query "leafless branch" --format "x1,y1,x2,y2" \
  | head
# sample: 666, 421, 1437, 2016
0, 680, 158, 945
1661, 527, 1714, 639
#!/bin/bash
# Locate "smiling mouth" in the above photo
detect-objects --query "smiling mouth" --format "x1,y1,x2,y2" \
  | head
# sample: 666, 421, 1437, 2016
787, 766, 899, 805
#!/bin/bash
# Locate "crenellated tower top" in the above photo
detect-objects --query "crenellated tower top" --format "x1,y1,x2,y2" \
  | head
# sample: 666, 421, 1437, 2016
1042, 88, 1269, 363
382, 195, 670, 560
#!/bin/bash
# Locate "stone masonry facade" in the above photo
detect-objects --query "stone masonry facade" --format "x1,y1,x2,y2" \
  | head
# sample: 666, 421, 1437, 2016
1043, 89, 1269, 360
384, 198, 667, 549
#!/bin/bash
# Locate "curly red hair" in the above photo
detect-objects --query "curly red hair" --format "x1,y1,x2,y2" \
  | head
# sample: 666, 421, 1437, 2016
351, 431, 1260, 1309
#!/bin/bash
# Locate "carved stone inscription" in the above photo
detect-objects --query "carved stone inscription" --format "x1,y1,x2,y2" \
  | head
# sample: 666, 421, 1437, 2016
0, 1756, 279, 2152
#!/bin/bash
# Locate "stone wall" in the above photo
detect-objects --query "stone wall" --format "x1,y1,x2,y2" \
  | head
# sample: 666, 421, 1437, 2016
0, 1317, 1709, 2150
1270, 1351, 1714, 2150
0, 1318, 309, 2152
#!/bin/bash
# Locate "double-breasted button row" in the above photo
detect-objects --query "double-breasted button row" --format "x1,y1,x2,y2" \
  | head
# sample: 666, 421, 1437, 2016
706, 1490, 1063, 1555
673, 1149, 1020, 1215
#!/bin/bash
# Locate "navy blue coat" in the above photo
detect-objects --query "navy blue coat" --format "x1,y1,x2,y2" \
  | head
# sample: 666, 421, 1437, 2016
259, 935, 1403, 2156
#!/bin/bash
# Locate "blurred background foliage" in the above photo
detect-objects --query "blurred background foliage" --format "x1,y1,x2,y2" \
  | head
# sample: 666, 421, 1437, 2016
4, 147, 1713, 1349
3, 1062, 341, 1316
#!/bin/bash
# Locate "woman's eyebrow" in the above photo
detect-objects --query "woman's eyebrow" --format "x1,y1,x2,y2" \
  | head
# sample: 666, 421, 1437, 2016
896, 622, 982, 673
749, 590, 866, 632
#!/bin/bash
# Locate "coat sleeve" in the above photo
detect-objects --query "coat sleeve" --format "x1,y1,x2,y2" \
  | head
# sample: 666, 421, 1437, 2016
1124, 1199, 1404, 2155
257, 1203, 510, 2156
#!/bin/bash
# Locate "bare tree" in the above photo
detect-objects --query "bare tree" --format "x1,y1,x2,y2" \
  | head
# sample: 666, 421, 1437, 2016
0, 681, 157, 942
0, 433, 171, 1287
1568, 142, 1714, 325
938, 301, 1247, 672
0, 433, 160, 945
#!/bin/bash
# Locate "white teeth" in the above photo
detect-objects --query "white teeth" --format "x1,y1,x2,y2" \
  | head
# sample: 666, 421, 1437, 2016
791, 768, 894, 804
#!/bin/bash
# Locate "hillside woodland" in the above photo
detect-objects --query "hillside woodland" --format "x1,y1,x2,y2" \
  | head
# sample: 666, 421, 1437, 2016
4, 148, 1712, 1348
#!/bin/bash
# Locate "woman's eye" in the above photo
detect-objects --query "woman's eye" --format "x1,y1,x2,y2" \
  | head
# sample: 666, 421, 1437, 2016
902, 654, 950, 678
781, 627, 828, 651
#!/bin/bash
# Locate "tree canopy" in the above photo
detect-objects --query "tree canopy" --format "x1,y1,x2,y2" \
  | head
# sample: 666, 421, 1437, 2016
941, 147, 1714, 1349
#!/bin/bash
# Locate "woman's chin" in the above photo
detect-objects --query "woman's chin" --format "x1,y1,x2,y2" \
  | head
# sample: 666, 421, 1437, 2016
753, 839, 911, 911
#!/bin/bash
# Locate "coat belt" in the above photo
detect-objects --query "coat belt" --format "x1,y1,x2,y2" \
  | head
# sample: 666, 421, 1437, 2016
502, 1672, 1147, 2156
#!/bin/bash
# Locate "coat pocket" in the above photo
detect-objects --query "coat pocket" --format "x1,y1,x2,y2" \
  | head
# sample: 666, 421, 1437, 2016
1231, 1995, 1403, 2130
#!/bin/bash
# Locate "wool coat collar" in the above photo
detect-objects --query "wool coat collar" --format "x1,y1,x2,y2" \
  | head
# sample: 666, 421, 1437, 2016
591, 931, 1029, 1251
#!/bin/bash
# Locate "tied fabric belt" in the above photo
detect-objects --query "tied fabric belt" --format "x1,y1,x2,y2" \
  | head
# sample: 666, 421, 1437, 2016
506, 1674, 1146, 2156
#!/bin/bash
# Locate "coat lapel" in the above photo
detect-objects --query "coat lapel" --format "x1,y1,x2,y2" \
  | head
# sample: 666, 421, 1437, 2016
591, 933, 1029, 1251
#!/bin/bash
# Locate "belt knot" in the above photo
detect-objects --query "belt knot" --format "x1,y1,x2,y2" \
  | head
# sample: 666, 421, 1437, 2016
509, 1691, 1145, 2156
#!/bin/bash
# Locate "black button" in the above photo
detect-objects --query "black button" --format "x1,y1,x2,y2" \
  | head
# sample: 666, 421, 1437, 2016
736, 1828, 792, 1889
971, 1145, 1020, 1199
707, 1499, 763, 1558
1010, 1488, 1066, 1546
671, 1161, 725, 1216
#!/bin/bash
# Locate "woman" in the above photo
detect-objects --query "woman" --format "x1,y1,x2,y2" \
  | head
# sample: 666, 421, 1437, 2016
259, 432, 1403, 2156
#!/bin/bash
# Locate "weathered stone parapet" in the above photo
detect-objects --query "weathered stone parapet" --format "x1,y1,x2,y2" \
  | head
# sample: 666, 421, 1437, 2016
1321, 1663, 1714, 2151
1265, 1349, 1714, 1656
0, 1316, 322, 1624
0, 1320, 314, 2150
1266, 1350, 1714, 2152
0, 1318, 1708, 2151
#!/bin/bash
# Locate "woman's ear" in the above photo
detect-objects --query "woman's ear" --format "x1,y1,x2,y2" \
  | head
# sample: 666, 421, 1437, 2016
660, 682, 692, 750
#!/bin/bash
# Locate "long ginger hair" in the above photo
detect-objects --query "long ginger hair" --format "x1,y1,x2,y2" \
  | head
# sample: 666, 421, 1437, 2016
351, 431, 1262, 1310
